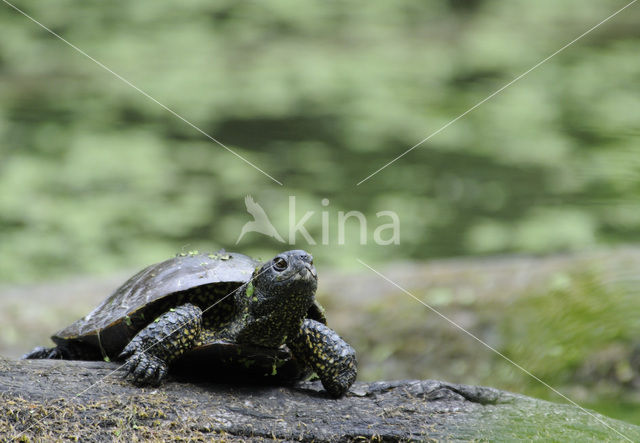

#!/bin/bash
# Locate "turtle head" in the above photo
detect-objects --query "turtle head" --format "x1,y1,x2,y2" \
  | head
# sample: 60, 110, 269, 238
252, 250, 317, 315
238, 250, 317, 346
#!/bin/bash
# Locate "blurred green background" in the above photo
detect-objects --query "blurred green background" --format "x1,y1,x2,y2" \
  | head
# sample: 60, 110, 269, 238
1, 0, 640, 427
2, 0, 640, 279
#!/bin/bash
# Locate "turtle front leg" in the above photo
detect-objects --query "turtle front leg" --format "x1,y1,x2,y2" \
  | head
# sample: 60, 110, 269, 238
288, 319, 357, 398
119, 303, 202, 386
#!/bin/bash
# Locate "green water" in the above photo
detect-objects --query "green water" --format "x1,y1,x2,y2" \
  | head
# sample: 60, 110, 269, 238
1, 1, 640, 281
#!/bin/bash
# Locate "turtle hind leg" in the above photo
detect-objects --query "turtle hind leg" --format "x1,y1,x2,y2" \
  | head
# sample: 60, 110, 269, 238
288, 319, 357, 398
24, 339, 103, 360
23, 346, 63, 359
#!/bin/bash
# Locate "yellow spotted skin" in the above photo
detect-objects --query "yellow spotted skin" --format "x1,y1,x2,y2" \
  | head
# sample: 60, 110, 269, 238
288, 319, 357, 397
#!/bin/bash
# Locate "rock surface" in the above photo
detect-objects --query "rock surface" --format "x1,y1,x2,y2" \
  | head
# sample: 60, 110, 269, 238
1, 357, 639, 441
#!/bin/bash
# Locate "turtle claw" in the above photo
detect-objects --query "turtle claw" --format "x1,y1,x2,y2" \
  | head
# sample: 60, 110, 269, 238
121, 352, 168, 386
156, 365, 168, 384
120, 353, 138, 379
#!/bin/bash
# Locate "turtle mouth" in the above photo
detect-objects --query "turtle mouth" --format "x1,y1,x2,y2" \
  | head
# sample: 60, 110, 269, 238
278, 264, 317, 283
304, 263, 317, 280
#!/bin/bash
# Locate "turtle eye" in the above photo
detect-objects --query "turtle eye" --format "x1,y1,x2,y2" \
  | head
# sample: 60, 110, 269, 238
273, 257, 288, 271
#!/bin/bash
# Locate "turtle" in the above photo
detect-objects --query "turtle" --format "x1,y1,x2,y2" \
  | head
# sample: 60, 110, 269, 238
24, 249, 357, 397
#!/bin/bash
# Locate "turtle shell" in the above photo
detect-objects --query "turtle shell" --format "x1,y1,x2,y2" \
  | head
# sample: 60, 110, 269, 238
52, 251, 327, 368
